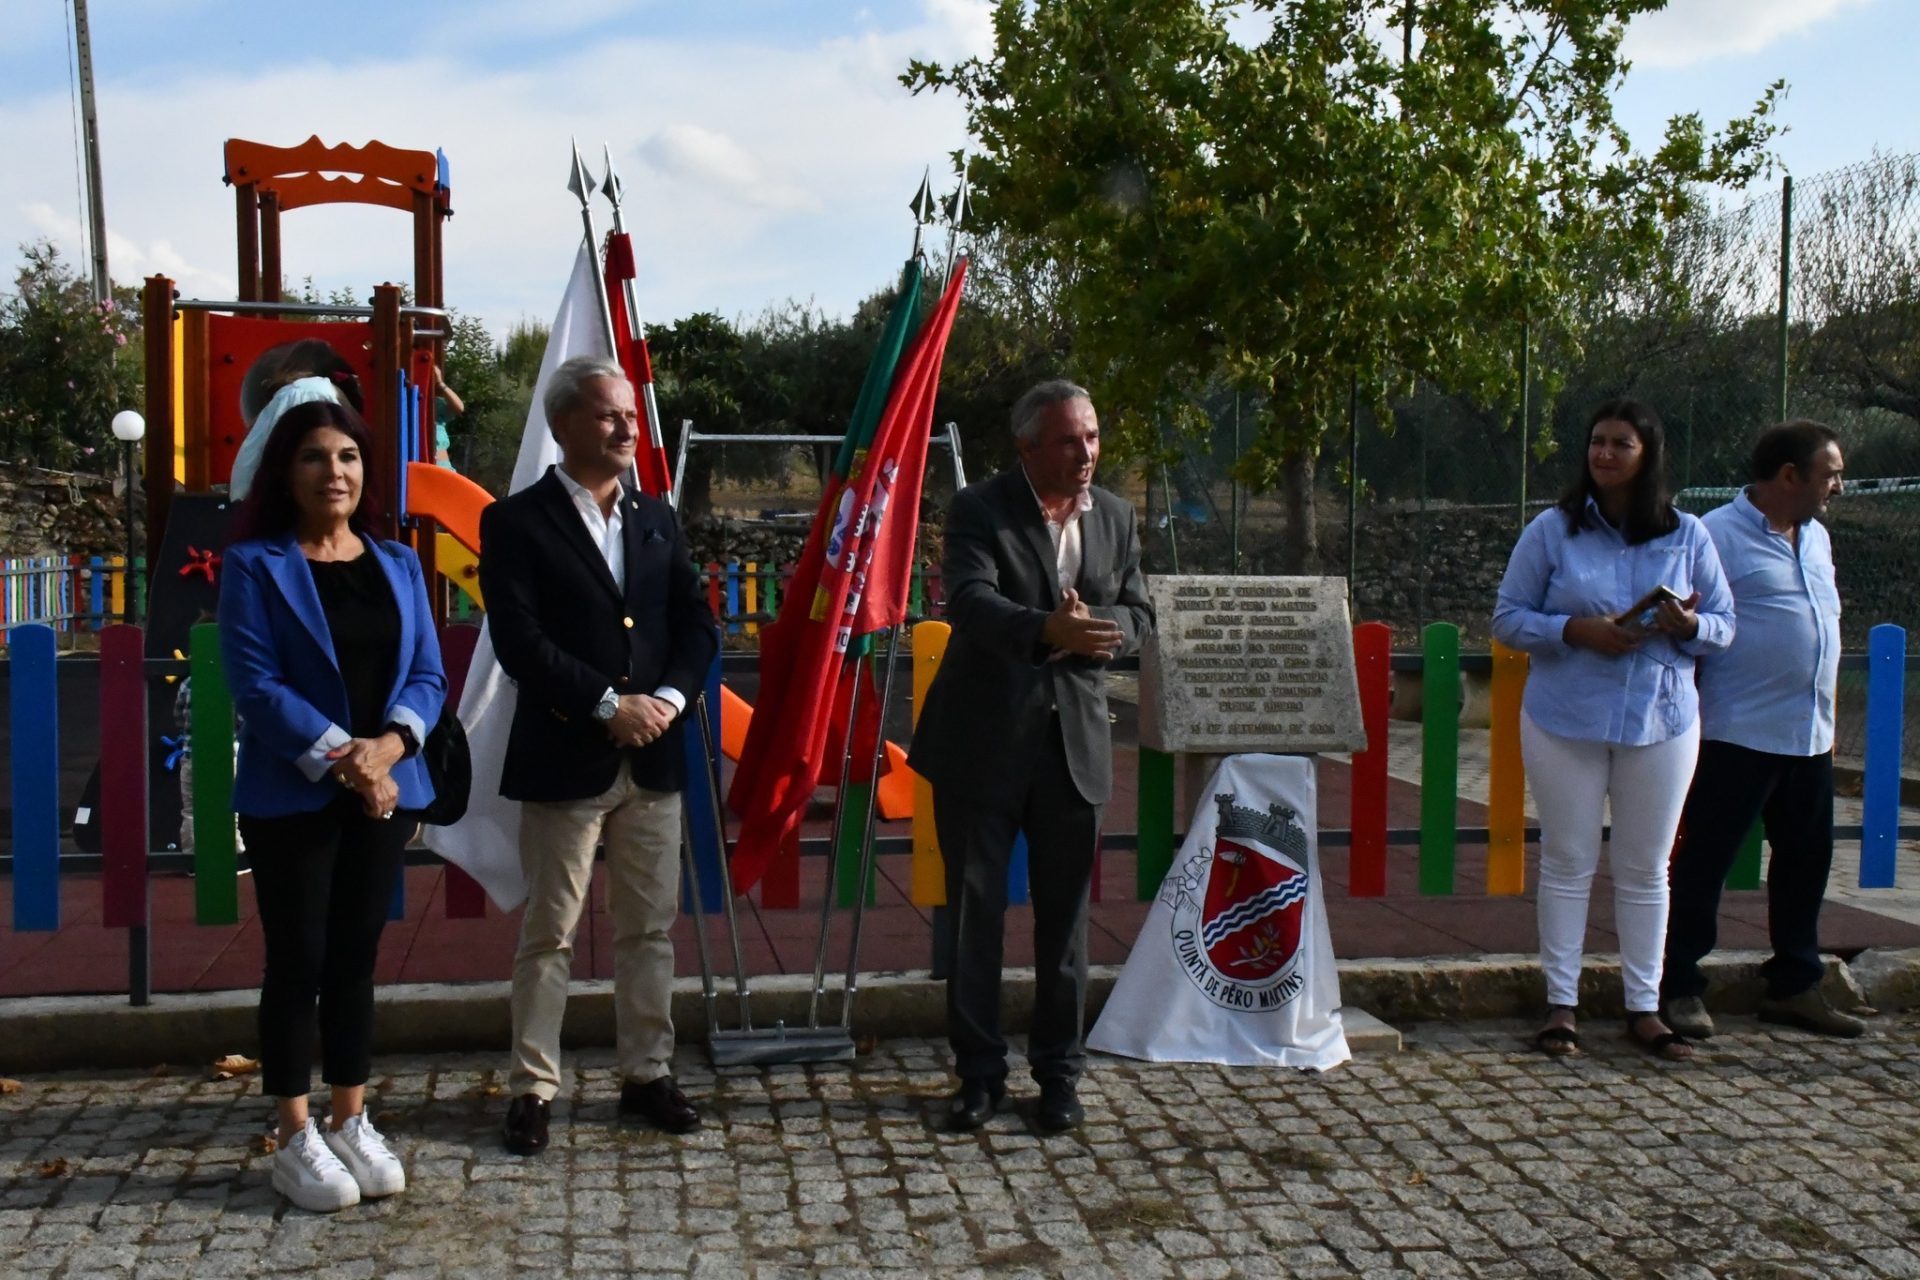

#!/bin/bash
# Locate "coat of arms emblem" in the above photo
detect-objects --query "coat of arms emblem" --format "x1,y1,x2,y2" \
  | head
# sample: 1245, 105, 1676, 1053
1163, 792, 1313, 1011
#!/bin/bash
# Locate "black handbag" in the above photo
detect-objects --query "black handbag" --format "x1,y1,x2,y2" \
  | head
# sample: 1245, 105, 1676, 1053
417, 705, 472, 827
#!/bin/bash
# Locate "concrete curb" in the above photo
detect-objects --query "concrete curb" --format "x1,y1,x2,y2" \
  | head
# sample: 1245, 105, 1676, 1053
7, 948, 1917, 1074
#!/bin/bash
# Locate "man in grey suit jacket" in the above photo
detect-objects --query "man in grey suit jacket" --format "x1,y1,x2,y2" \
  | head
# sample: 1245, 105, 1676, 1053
910, 379, 1153, 1134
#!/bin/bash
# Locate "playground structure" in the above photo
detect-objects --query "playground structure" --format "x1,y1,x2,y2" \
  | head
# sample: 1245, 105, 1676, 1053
139, 136, 495, 610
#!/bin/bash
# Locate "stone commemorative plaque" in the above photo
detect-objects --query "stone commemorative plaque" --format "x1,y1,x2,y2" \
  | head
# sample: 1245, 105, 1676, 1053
1138, 575, 1367, 754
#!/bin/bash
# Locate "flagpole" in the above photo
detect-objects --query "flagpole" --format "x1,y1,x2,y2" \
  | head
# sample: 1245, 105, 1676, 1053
939, 156, 972, 280
808, 658, 866, 1030
566, 138, 620, 357
908, 166, 936, 262
599, 144, 671, 485
840, 623, 906, 1029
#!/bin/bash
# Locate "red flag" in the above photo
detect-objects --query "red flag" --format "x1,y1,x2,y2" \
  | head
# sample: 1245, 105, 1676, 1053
604, 231, 673, 497
727, 260, 969, 893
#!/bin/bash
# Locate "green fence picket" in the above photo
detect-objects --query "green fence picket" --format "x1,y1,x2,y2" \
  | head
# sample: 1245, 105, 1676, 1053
1727, 822, 1763, 890
1419, 623, 1460, 895
190, 622, 240, 924
1136, 747, 1175, 898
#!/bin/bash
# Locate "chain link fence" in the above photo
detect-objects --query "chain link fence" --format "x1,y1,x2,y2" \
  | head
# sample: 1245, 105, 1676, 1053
1137, 153, 1920, 773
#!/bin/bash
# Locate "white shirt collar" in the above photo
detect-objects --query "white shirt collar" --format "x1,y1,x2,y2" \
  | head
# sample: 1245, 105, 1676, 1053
1021, 465, 1094, 524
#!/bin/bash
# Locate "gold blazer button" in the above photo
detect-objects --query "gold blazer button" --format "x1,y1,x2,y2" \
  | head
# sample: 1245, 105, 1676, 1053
623, 616, 634, 628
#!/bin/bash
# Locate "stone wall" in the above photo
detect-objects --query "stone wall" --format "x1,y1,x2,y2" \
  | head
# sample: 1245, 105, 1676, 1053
0, 463, 128, 558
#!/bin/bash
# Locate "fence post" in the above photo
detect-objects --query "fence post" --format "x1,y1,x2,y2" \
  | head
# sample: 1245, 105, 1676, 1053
1776, 173, 1794, 421
1419, 622, 1460, 895
725, 561, 742, 634
1860, 623, 1906, 887
1137, 748, 1176, 899
9, 625, 60, 932
100, 625, 152, 1004
1487, 641, 1527, 895
189, 622, 240, 925
1349, 622, 1391, 896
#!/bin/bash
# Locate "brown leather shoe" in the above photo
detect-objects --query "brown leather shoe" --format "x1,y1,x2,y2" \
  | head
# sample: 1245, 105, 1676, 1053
503, 1094, 550, 1156
619, 1077, 701, 1134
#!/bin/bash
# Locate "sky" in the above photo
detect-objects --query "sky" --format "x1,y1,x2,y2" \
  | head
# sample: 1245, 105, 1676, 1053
0, 0, 1911, 344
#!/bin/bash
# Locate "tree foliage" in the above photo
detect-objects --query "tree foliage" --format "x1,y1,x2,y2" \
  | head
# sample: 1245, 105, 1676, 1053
905, 0, 1784, 566
0, 241, 143, 471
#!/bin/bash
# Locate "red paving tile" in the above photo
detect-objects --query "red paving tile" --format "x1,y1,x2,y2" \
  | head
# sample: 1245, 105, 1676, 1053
4, 756, 1917, 1000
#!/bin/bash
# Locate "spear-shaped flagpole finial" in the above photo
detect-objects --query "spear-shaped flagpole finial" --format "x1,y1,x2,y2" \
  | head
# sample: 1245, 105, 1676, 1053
600, 142, 626, 217
567, 136, 597, 207
940, 154, 973, 276
909, 165, 936, 257
566, 137, 620, 357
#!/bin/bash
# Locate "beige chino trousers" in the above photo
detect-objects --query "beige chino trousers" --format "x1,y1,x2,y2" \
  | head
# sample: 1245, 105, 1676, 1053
507, 761, 682, 1101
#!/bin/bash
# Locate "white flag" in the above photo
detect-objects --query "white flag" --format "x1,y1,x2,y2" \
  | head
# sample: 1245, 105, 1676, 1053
1089, 754, 1350, 1071
423, 244, 611, 911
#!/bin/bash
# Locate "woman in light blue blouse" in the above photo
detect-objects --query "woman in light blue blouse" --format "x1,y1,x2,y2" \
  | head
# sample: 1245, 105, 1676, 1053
1493, 399, 1733, 1060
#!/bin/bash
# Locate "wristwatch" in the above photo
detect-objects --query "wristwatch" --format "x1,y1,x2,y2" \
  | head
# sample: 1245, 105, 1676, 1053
383, 721, 420, 758
592, 689, 620, 723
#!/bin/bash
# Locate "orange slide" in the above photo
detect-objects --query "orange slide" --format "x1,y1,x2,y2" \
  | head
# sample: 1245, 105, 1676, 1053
404, 462, 915, 820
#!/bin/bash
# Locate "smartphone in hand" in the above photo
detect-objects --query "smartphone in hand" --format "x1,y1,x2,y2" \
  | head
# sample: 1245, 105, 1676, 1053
1615, 584, 1683, 637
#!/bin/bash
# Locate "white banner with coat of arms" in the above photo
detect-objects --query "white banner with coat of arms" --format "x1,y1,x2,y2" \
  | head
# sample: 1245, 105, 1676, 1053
1089, 754, 1349, 1070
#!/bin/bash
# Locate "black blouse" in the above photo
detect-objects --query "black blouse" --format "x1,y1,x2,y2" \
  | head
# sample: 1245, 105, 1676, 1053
308, 552, 400, 738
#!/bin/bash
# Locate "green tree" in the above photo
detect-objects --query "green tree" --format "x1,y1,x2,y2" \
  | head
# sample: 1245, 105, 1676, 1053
0, 241, 143, 472
651, 312, 750, 517
906, 0, 1782, 568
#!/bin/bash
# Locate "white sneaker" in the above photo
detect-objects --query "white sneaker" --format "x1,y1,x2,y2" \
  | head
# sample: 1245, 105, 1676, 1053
271, 1118, 361, 1212
322, 1112, 406, 1198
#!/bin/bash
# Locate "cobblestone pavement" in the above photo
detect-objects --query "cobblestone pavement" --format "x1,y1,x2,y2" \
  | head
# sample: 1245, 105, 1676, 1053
5, 1018, 1920, 1279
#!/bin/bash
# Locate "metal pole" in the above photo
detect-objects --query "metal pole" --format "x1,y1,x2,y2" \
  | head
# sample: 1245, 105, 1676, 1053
840, 625, 905, 1029
1686, 385, 1696, 490
1162, 463, 1180, 574
678, 808, 723, 1043
599, 147, 670, 474
72, 0, 110, 304
1518, 320, 1530, 535
1417, 409, 1429, 632
122, 441, 136, 624
1230, 392, 1241, 573
566, 141, 620, 357
1347, 377, 1358, 614
1776, 174, 1793, 421
808, 655, 865, 1027
696, 693, 754, 1030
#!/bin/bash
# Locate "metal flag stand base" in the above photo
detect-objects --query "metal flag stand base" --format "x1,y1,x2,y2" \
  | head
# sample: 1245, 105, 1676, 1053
680, 625, 906, 1069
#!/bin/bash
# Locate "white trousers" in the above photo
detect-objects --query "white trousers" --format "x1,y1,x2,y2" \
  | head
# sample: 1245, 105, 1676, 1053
1521, 709, 1699, 1012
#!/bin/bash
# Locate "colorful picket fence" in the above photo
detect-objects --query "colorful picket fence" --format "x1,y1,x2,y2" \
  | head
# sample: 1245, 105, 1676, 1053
698, 562, 945, 630
0, 556, 146, 637
0, 620, 1912, 956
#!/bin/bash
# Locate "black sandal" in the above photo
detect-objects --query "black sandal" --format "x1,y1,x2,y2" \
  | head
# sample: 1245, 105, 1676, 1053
1535, 1005, 1582, 1057
1627, 1012, 1692, 1061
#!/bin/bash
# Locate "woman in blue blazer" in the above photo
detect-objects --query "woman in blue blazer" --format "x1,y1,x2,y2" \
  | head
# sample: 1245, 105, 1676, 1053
218, 394, 444, 1213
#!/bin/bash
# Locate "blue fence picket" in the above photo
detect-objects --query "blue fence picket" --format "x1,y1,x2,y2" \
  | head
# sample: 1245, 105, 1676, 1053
725, 561, 742, 635
681, 655, 727, 914
88, 556, 106, 629
1860, 623, 1906, 888
9, 624, 60, 931
1007, 831, 1030, 906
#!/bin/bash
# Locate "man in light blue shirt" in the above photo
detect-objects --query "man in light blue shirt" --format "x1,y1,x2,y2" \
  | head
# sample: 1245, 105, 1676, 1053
1662, 421, 1868, 1038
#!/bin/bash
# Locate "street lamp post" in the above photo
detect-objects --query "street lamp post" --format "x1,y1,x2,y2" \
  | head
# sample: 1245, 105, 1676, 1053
110, 410, 145, 624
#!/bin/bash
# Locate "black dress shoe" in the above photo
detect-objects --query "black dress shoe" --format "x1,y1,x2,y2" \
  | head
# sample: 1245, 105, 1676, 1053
503, 1094, 550, 1156
946, 1080, 1005, 1132
619, 1076, 702, 1134
1035, 1078, 1083, 1134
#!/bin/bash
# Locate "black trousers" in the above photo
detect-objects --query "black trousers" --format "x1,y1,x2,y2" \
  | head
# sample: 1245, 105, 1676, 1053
239, 794, 414, 1099
1663, 740, 1835, 1002
936, 715, 1102, 1086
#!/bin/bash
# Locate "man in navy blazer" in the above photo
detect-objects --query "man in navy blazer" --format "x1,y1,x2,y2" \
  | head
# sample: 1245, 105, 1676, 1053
481, 356, 719, 1154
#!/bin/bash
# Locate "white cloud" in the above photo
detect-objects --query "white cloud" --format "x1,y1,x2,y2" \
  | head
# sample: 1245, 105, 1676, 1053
0, 7, 983, 338
1623, 0, 1874, 69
